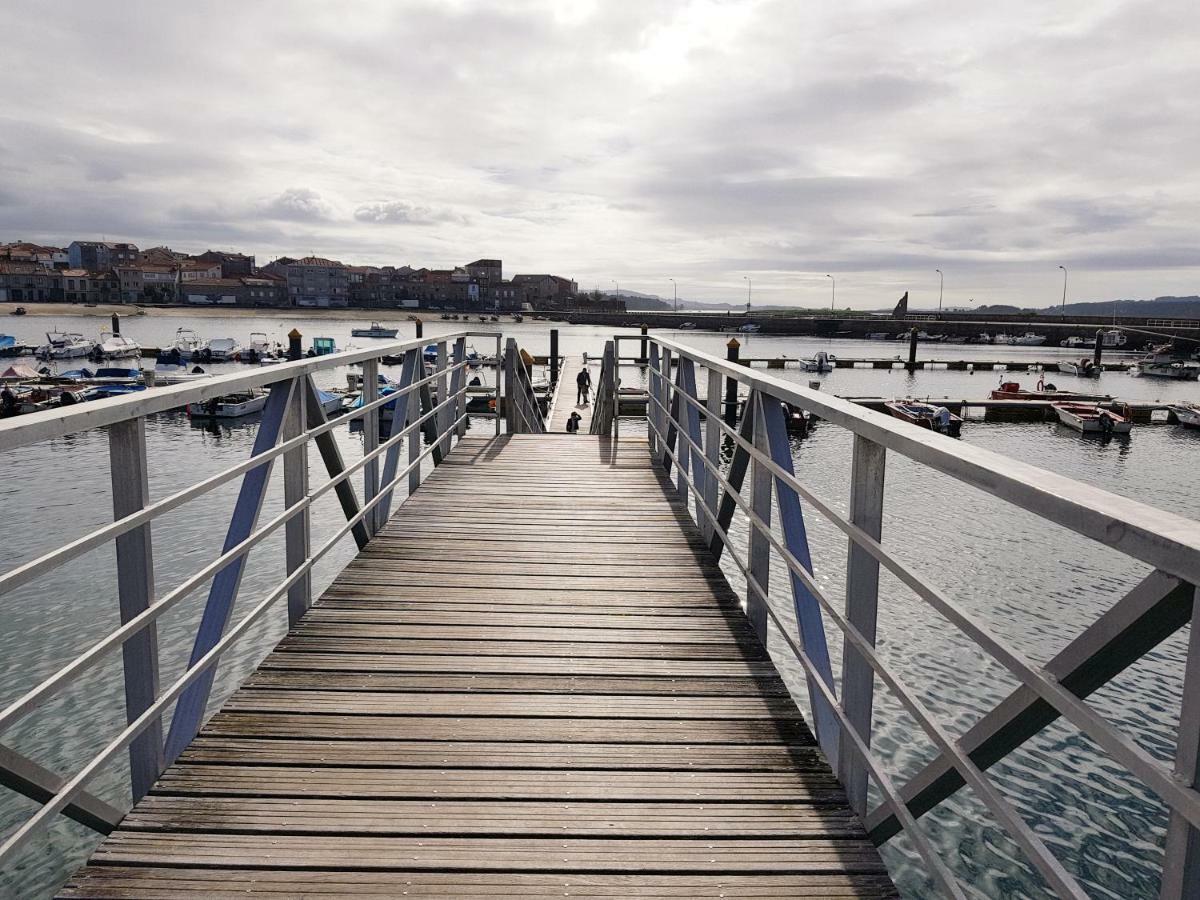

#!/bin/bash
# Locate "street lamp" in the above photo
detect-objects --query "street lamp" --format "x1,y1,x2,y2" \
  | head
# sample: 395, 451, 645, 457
936, 269, 943, 312
743, 276, 751, 312
611, 279, 619, 299
669, 277, 677, 313
826, 274, 835, 311
1058, 266, 1067, 315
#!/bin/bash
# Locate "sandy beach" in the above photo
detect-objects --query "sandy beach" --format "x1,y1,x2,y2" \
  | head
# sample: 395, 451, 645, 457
1, 302, 438, 322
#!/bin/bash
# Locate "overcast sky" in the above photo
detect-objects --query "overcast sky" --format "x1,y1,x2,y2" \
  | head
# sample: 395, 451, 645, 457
2, 0, 1197, 308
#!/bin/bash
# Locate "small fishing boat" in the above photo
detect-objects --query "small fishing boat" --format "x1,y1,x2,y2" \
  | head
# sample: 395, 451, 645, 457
351, 322, 399, 338
0, 334, 25, 357
512, 314, 524, 323
152, 363, 211, 385
801, 350, 835, 373
738, 323, 761, 334
35, 331, 95, 360
87, 367, 142, 385
885, 400, 962, 437
187, 391, 269, 419
1052, 402, 1132, 434
316, 389, 348, 417
1058, 358, 1100, 378
11, 307, 27, 316
172, 328, 204, 360
1102, 329, 1128, 348
1012, 332, 1047, 346
679, 322, 697, 330
200, 337, 243, 361
1133, 345, 1200, 380
1169, 401, 1200, 428
88, 383, 147, 399
422, 343, 440, 363
990, 380, 1102, 402
90, 332, 141, 361
1060, 336, 1090, 348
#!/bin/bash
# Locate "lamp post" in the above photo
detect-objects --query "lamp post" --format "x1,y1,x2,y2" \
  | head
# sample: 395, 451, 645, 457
826, 274, 835, 311
669, 277, 677, 313
611, 279, 618, 300
743, 276, 751, 312
1058, 265, 1068, 316
936, 269, 943, 312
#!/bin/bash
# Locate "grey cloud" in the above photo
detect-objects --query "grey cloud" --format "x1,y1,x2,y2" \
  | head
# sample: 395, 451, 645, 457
354, 201, 468, 226
259, 188, 334, 223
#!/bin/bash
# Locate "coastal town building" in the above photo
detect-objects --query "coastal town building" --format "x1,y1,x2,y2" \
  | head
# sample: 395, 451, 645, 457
0, 242, 68, 268
194, 250, 256, 278
261, 256, 350, 307
68, 241, 138, 270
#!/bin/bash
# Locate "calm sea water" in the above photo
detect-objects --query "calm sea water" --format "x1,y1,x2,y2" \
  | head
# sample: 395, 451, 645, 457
0, 315, 1196, 898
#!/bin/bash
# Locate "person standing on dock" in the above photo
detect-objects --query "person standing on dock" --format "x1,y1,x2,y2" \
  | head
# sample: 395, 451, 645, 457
576, 366, 592, 406
566, 411, 582, 433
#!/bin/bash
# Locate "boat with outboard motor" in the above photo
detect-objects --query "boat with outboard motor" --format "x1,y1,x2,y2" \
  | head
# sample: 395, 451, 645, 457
1133, 344, 1200, 380
990, 379, 1107, 403
35, 331, 95, 360
1058, 358, 1101, 378
801, 350, 835, 373
187, 391, 269, 419
90, 332, 141, 361
351, 322, 399, 338
1169, 401, 1200, 428
885, 400, 963, 437
1052, 402, 1133, 435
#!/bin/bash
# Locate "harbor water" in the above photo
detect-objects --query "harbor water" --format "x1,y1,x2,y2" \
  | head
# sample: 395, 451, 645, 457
1, 314, 1197, 898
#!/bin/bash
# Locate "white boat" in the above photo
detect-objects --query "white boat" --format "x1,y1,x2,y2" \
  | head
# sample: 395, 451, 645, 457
1012, 332, 1047, 346
1058, 358, 1100, 378
679, 322, 697, 330
187, 391, 268, 418
351, 322, 399, 338
1052, 402, 1132, 434
1102, 329, 1128, 348
35, 331, 95, 360
738, 323, 760, 334
92, 332, 142, 361
1060, 336, 1089, 348
201, 337, 244, 361
1169, 401, 1200, 428
867, 332, 892, 341
172, 328, 204, 360
153, 363, 211, 385
801, 350, 835, 373
1134, 346, 1200, 380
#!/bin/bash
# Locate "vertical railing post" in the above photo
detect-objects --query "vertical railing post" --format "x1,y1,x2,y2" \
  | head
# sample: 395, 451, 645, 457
436, 340, 451, 455
703, 366, 722, 544
362, 357, 380, 538
453, 337, 467, 438
647, 342, 661, 456
612, 340, 620, 442
284, 376, 312, 626
1162, 584, 1200, 900
108, 417, 163, 802
494, 334, 502, 436
503, 338, 517, 434
839, 434, 886, 815
676, 358, 705, 520
746, 391, 770, 643
658, 348, 673, 467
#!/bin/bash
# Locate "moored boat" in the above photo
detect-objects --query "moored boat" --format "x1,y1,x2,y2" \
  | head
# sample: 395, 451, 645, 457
200, 337, 243, 361
1012, 332, 1047, 346
35, 331, 95, 360
172, 328, 204, 360
90, 332, 141, 361
801, 350, 835, 373
1058, 358, 1100, 378
1052, 402, 1132, 434
350, 322, 399, 338
885, 400, 962, 437
1133, 345, 1200, 380
990, 380, 1106, 402
1169, 401, 1200, 428
679, 322, 697, 330
187, 391, 269, 419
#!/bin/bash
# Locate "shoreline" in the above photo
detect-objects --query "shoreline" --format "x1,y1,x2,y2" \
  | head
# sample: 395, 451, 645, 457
1, 302, 438, 321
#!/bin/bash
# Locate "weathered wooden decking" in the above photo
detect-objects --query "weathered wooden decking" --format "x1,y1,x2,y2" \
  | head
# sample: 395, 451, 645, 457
60, 435, 895, 898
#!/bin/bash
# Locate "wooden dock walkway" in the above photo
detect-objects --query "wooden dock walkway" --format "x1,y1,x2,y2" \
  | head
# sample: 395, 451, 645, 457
60, 434, 895, 898
546, 355, 601, 433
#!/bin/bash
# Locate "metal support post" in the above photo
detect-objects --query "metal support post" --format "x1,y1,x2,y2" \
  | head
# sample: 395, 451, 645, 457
283, 378, 311, 626
108, 417, 163, 801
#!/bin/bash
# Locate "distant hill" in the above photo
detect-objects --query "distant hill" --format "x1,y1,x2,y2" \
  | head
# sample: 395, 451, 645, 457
966, 296, 1200, 318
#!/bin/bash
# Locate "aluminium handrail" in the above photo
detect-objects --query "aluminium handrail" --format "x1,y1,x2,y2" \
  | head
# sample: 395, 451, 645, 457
644, 334, 1200, 584
0, 406, 469, 866
0, 380, 468, 737
0, 358, 471, 600
0, 331, 472, 452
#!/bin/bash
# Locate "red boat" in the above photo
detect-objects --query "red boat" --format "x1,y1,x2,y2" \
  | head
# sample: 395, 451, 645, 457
990, 380, 1105, 403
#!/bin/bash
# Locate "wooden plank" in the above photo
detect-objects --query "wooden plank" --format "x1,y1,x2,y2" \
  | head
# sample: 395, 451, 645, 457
61, 868, 900, 898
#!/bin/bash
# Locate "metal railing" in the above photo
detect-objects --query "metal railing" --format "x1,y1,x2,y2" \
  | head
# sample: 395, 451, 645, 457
0, 331, 507, 870
604, 332, 1200, 899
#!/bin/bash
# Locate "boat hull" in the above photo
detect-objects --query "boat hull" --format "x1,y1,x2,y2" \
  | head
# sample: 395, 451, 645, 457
1052, 403, 1132, 434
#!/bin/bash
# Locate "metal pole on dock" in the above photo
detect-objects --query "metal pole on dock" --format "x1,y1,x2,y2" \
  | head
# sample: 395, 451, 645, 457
724, 338, 740, 426
1094, 330, 1104, 368
906, 328, 918, 372
549, 328, 559, 385
639, 325, 648, 364
287, 328, 302, 361
111, 313, 120, 335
